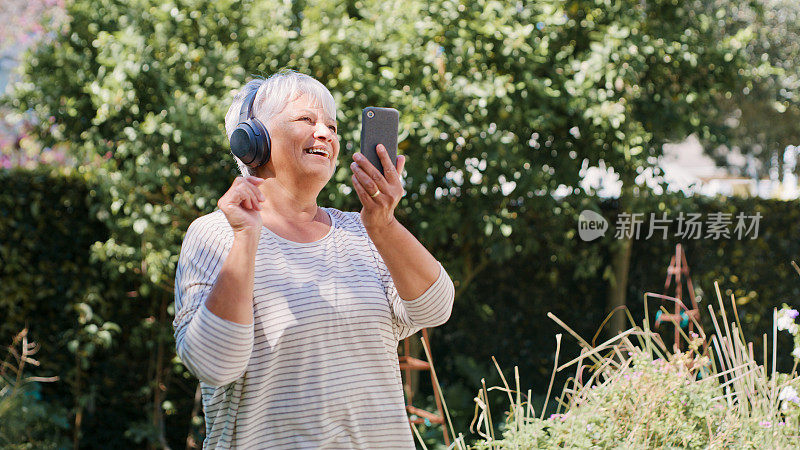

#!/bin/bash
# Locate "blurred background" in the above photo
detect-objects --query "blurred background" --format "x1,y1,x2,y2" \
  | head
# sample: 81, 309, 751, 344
1, 0, 799, 448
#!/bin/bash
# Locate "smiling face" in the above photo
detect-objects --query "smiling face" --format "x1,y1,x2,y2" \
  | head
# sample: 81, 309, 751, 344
259, 94, 340, 192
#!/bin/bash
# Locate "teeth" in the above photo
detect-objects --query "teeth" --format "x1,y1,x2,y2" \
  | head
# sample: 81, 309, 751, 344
305, 148, 329, 157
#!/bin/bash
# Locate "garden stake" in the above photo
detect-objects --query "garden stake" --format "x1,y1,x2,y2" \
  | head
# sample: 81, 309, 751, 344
420, 336, 456, 447
480, 379, 494, 443
763, 332, 769, 387
400, 330, 449, 445
569, 352, 585, 405
556, 329, 635, 372
514, 366, 521, 434
555, 379, 571, 414
714, 283, 738, 372
710, 336, 734, 408
772, 308, 778, 411
547, 313, 603, 366
540, 334, 561, 421
410, 422, 428, 450
526, 389, 534, 419
730, 293, 748, 348
709, 305, 735, 376
715, 282, 738, 364
491, 356, 515, 408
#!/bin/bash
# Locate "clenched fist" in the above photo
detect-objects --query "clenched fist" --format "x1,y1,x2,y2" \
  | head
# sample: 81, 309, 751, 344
217, 176, 265, 235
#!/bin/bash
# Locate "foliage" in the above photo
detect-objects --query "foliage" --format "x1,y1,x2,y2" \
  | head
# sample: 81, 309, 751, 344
0, 169, 146, 448
0, 169, 108, 343
624, 195, 800, 370
0, 329, 69, 449
708, 0, 800, 178
465, 291, 800, 449
2, 163, 800, 448
5, 0, 759, 300
1, 0, 795, 447
431, 193, 800, 442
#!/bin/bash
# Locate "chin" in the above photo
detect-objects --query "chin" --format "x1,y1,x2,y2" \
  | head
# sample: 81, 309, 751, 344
302, 168, 334, 188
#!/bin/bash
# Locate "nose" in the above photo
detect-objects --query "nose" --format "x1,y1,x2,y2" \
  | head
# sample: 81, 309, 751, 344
313, 123, 335, 142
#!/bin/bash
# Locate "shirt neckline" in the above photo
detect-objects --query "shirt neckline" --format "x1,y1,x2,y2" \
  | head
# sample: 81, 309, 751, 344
260, 207, 335, 247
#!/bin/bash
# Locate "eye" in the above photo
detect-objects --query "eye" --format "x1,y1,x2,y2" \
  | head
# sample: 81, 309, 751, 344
328, 125, 337, 132
299, 116, 313, 123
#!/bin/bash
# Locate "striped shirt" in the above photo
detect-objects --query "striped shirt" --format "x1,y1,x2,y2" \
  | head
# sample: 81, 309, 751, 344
173, 208, 455, 449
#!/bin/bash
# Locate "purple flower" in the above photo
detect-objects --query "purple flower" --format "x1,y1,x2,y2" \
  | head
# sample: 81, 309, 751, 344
760, 420, 772, 428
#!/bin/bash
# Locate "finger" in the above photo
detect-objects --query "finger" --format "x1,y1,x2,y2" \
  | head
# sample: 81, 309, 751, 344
235, 186, 261, 211
350, 161, 382, 198
396, 154, 406, 177
247, 186, 263, 210
242, 179, 265, 203
353, 153, 390, 191
240, 194, 253, 210
351, 174, 377, 206
246, 176, 265, 186
376, 145, 399, 181
248, 192, 262, 210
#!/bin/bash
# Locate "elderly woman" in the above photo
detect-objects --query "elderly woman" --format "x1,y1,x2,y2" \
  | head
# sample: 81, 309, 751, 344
173, 70, 454, 449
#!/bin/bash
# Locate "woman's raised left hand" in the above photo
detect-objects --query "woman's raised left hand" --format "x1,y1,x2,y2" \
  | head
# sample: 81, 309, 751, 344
351, 145, 406, 232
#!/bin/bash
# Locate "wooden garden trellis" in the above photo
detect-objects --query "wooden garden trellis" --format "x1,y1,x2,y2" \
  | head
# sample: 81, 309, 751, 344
654, 244, 704, 352
398, 328, 450, 446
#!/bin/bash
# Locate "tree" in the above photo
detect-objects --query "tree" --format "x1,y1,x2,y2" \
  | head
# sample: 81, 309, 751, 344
5, 0, 768, 445
709, 0, 800, 180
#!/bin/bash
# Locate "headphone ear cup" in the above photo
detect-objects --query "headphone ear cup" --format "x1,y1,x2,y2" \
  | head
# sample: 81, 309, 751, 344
251, 119, 271, 167
230, 119, 271, 168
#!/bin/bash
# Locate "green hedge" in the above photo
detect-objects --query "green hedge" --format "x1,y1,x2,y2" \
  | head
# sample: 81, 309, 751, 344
0, 169, 177, 448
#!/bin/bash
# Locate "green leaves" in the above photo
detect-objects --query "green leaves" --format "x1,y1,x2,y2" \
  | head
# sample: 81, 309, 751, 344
2, 0, 790, 446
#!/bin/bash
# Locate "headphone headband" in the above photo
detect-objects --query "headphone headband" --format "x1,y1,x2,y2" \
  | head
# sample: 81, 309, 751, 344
239, 89, 258, 124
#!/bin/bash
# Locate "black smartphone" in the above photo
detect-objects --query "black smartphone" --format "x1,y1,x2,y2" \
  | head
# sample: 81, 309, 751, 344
360, 106, 399, 175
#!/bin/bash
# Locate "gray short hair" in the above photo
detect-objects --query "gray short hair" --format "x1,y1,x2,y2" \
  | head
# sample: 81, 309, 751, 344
224, 69, 337, 177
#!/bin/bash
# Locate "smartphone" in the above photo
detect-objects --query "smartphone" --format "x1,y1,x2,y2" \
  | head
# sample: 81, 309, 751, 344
360, 107, 399, 175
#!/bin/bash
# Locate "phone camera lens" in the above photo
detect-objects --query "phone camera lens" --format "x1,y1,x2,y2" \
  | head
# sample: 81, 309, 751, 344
366, 111, 375, 118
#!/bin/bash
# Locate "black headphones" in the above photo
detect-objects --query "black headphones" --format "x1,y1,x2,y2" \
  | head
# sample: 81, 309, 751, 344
229, 89, 271, 168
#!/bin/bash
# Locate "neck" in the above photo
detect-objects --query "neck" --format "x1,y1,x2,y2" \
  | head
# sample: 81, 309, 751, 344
258, 176, 324, 224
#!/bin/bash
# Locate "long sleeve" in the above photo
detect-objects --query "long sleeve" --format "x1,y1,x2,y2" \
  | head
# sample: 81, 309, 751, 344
360, 213, 455, 340
388, 263, 455, 338
173, 213, 254, 386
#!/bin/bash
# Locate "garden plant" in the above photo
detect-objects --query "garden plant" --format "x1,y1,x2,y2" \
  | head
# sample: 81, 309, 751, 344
432, 276, 800, 449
